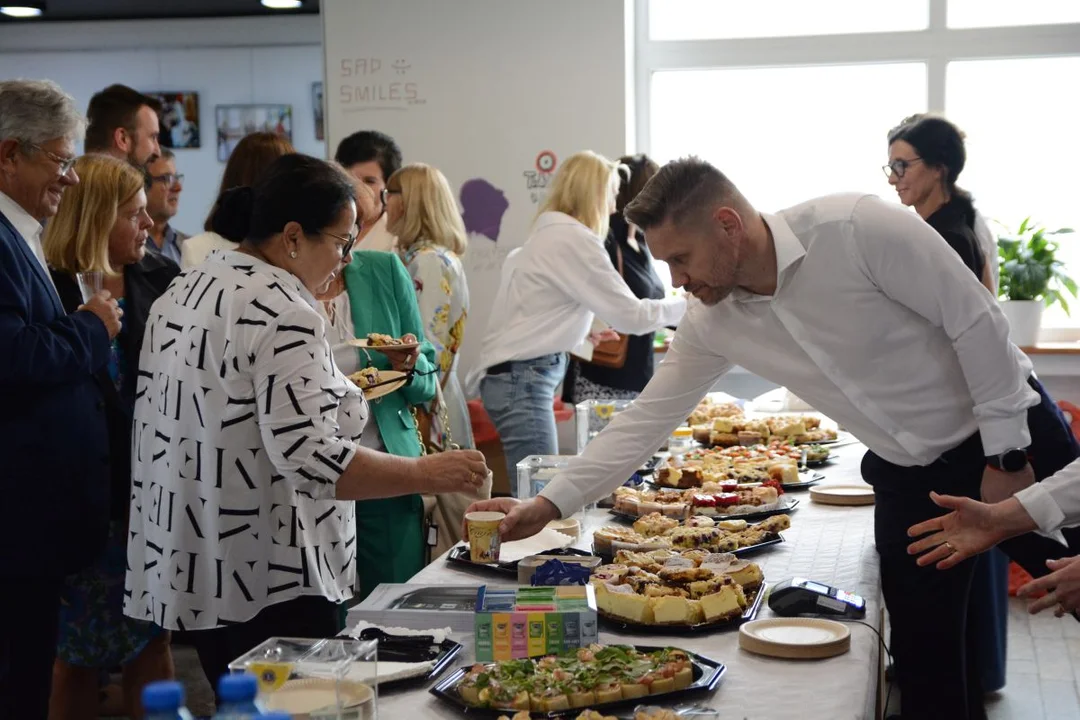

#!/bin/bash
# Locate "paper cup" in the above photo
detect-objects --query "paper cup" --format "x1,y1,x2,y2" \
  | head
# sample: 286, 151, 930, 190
466, 511, 505, 563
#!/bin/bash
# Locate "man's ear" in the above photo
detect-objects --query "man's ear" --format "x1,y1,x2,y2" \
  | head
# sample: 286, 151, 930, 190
715, 206, 743, 236
0, 138, 21, 174
113, 126, 131, 153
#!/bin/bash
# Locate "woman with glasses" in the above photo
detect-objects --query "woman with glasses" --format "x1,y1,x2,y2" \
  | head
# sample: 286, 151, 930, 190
124, 154, 489, 694
317, 180, 442, 600
884, 114, 997, 293
180, 132, 295, 268
42, 154, 180, 719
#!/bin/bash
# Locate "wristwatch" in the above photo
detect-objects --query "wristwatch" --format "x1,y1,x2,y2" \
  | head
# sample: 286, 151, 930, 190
986, 448, 1029, 473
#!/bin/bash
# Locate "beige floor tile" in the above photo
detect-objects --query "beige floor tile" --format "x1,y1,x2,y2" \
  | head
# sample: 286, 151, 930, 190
1036, 638, 1075, 681
989, 672, 1045, 720
1012, 631, 1037, 661
1039, 678, 1080, 718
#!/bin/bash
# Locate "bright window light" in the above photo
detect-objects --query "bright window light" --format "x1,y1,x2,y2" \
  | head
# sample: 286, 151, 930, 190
946, 56, 1080, 326
260, 0, 302, 9
0, 6, 44, 17
947, 0, 1080, 29
649, 0, 927, 41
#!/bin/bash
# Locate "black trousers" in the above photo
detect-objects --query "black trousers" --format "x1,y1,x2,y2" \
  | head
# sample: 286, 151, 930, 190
188, 594, 343, 702
863, 377, 1080, 720
0, 575, 63, 720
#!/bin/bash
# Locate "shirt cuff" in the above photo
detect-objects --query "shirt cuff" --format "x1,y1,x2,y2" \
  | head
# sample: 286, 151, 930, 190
979, 413, 1033, 457
1015, 482, 1067, 535
538, 476, 585, 520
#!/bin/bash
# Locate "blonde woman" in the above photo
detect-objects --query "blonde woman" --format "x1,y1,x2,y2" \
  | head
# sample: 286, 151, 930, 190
466, 151, 686, 485
42, 154, 179, 719
384, 163, 475, 451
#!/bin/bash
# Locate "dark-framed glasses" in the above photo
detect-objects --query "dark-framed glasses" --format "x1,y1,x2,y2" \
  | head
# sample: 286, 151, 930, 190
27, 143, 77, 175
380, 187, 401, 206
322, 226, 361, 257
882, 157, 923, 179
151, 173, 185, 186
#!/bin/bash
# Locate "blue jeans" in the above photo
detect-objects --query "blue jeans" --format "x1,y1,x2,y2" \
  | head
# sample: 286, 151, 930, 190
480, 353, 568, 495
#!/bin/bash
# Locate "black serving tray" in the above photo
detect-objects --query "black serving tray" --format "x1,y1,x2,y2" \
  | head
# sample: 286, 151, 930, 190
597, 583, 768, 635
446, 546, 595, 577
377, 638, 464, 691
429, 645, 726, 718
646, 471, 823, 492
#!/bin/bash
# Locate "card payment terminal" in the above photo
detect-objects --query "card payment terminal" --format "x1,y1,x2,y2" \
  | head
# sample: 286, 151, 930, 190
768, 577, 866, 618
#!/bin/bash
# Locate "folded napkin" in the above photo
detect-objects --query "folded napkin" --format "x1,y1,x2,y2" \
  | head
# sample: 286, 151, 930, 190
488, 526, 575, 564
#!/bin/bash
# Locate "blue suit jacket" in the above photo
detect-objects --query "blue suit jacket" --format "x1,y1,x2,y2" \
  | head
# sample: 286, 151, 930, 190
0, 210, 112, 579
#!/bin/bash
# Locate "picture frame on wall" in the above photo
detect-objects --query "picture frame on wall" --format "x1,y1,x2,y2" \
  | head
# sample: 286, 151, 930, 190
215, 104, 292, 162
147, 91, 200, 149
312, 82, 324, 141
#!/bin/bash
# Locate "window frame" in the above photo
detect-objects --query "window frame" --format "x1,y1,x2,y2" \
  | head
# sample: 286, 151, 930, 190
634, 0, 1080, 338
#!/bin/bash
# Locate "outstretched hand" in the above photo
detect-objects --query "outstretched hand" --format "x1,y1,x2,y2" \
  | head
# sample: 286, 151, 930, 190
906, 492, 1010, 569
460, 496, 561, 544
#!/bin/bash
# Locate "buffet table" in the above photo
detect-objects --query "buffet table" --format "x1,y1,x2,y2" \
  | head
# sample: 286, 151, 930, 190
361, 440, 884, 719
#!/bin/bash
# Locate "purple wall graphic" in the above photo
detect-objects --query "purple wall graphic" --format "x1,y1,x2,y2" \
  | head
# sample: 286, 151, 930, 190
460, 178, 509, 242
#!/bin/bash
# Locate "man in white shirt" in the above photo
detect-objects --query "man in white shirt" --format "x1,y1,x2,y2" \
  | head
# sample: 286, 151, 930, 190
467, 157, 1080, 719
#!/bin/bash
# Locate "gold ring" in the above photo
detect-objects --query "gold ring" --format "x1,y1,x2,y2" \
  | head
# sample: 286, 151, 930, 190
944, 541, 955, 551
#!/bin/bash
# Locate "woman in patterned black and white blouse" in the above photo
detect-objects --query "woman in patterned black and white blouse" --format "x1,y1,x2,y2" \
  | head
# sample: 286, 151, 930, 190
124, 154, 489, 690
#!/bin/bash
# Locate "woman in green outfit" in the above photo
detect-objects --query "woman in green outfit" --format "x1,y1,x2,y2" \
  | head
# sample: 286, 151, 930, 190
319, 183, 437, 599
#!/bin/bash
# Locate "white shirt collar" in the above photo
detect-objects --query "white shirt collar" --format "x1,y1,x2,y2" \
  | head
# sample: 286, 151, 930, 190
0, 190, 43, 245
731, 211, 807, 303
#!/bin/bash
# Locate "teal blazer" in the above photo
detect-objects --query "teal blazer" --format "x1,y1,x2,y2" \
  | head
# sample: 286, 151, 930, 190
343, 250, 438, 458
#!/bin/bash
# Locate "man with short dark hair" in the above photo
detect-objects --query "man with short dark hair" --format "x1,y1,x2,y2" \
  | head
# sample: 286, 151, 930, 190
0, 78, 121, 720
84, 83, 162, 168
468, 156, 1080, 720
145, 149, 186, 265
334, 129, 402, 251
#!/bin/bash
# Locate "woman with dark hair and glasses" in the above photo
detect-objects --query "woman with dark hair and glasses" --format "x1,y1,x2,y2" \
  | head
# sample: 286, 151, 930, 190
124, 154, 489, 692
885, 114, 997, 293
563, 153, 670, 403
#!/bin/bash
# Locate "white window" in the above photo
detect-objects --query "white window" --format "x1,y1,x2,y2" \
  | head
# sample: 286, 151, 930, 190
947, 0, 1080, 29
636, 0, 1080, 336
651, 64, 926, 213
946, 56, 1080, 327
649, 0, 928, 41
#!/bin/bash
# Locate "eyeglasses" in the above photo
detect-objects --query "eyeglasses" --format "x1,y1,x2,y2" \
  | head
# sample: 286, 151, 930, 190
882, 157, 923, 179
150, 173, 184, 186
322, 226, 361, 257
380, 187, 400, 206
27, 144, 77, 176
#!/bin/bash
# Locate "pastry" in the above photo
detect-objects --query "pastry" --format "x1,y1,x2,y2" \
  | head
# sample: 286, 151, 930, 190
366, 332, 404, 347
632, 512, 680, 537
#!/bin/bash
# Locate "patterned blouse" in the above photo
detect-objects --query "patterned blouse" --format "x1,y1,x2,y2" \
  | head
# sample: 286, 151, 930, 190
124, 250, 368, 631
401, 240, 471, 448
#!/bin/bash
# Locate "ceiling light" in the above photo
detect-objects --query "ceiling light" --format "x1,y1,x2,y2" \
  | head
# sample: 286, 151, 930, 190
0, 4, 45, 17
260, 0, 303, 9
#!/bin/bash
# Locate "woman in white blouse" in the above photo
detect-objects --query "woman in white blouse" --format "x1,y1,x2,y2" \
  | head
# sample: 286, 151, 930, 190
125, 154, 488, 691
385, 163, 474, 450
466, 151, 686, 485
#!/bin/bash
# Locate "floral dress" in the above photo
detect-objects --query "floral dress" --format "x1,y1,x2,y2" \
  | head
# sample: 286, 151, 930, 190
401, 240, 474, 449
57, 298, 164, 667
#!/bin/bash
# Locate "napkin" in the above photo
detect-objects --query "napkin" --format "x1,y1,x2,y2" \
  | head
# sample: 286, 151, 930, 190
494, 527, 575, 563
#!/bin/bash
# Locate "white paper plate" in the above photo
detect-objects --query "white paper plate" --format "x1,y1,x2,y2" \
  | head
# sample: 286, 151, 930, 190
809, 484, 875, 506
739, 617, 851, 659
346, 337, 420, 351
262, 678, 375, 719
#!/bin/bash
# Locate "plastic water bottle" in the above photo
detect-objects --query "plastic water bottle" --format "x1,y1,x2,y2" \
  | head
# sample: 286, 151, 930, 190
213, 673, 263, 719
142, 681, 195, 720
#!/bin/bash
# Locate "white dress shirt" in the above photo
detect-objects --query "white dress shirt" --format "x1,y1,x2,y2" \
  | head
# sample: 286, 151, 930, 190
0, 190, 58, 298
539, 193, 1037, 518
1016, 459, 1080, 534
465, 211, 686, 394
356, 214, 397, 253
125, 250, 368, 630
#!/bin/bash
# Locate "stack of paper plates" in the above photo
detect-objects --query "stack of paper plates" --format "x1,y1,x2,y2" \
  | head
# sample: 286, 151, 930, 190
809, 484, 875, 506
739, 617, 851, 659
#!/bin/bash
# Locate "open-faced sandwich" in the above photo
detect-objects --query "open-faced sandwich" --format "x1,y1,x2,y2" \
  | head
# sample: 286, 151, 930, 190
460, 644, 695, 712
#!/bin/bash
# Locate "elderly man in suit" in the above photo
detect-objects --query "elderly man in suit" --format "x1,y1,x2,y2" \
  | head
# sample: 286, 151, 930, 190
0, 78, 122, 719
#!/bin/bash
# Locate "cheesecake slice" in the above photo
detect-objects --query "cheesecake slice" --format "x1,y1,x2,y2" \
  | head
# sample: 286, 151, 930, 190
700, 578, 747, 622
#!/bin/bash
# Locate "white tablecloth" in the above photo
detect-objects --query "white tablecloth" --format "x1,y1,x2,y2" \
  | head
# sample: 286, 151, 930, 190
366, 442, 883, 719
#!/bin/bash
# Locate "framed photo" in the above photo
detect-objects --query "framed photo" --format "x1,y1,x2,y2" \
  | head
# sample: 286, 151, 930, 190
147, 91, 200, 149
215, 104, 292, 162
312, 81, 325, 141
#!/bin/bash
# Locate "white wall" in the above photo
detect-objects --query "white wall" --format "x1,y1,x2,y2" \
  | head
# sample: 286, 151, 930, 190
323, 0, 634, 390
0, 16, 326, 236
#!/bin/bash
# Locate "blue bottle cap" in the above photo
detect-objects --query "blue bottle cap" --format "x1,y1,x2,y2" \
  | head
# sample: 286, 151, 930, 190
217, 672, 258, 702
142, 680, 185, 711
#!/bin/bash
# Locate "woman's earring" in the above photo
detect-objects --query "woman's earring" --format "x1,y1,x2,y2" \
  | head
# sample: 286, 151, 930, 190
290, 251, 298, 258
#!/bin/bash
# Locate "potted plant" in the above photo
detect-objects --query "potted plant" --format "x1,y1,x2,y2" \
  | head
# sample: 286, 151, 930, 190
997, 217, 1076, 347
